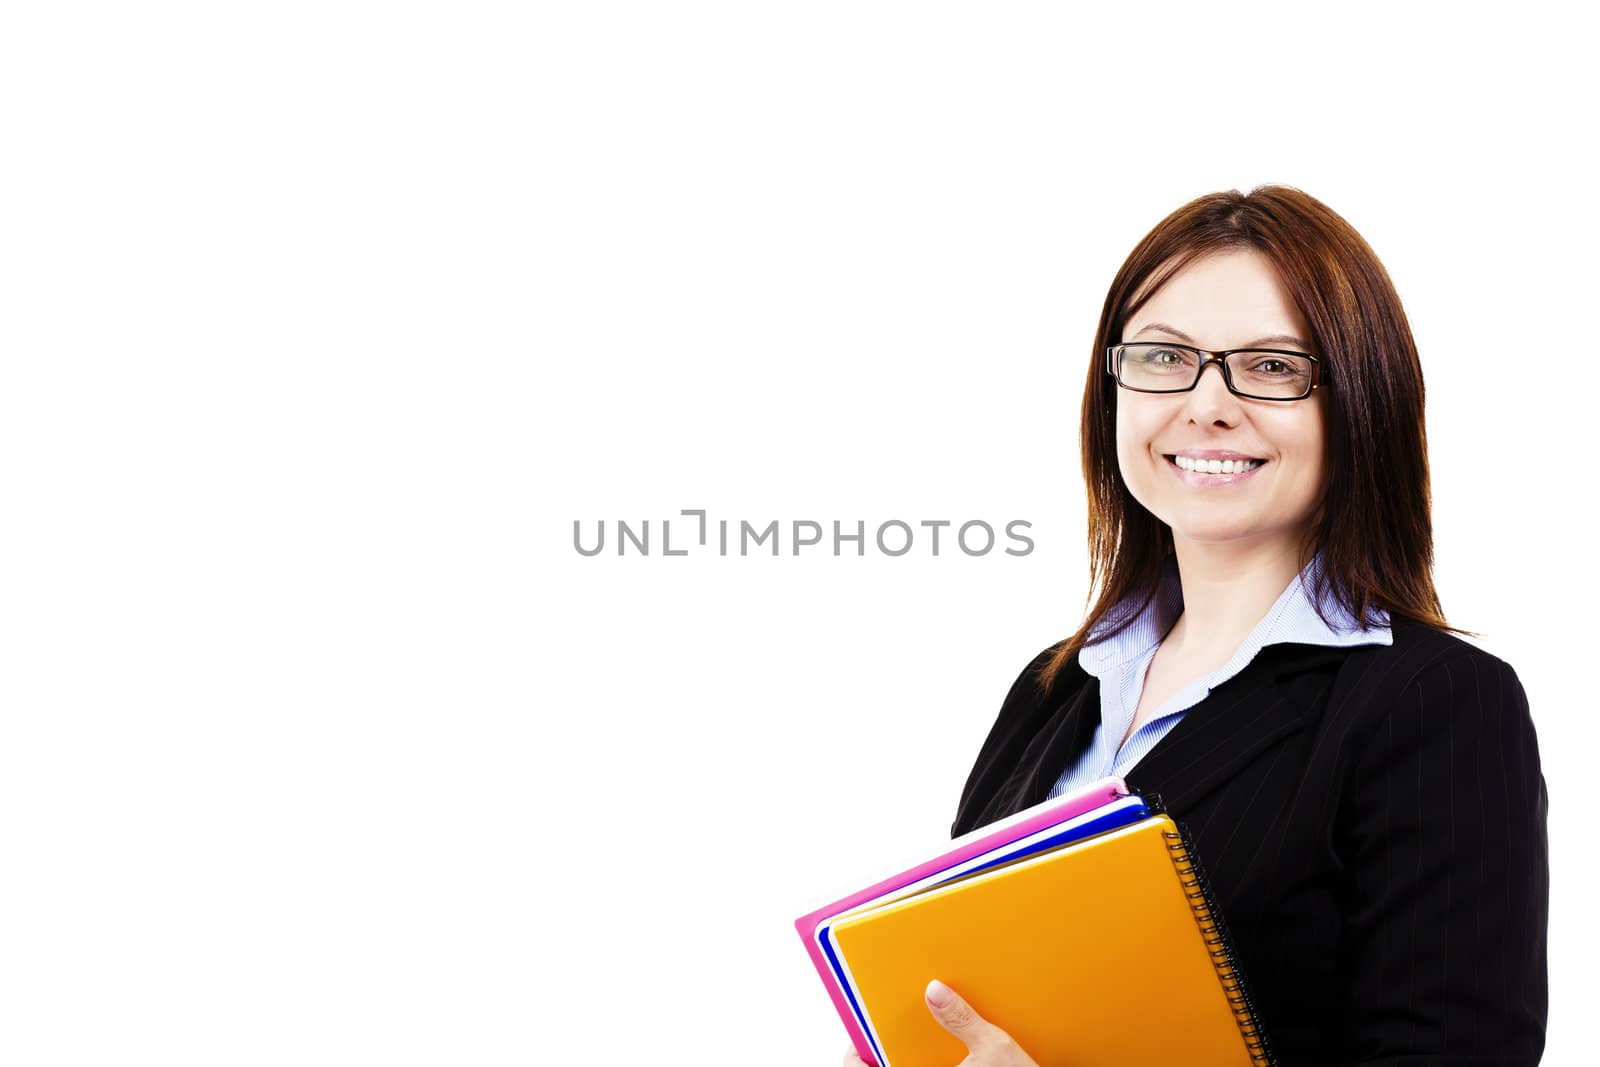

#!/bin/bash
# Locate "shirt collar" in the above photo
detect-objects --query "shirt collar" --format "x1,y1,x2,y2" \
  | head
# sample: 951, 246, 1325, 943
1078, 549, 1392, 681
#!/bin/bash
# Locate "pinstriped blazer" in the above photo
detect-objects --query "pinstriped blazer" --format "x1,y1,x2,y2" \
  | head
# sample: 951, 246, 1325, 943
950, 614, 1548, 1067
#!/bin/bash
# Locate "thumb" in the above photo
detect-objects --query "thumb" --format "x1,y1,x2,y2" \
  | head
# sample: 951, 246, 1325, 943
924, 979, 1008, 1051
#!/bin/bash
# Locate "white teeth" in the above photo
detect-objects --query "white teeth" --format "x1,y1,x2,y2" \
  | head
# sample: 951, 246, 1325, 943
1174, 455, 1265, 474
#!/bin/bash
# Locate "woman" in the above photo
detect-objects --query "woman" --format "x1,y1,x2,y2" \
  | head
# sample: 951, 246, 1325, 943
843, 186, 1548, 1066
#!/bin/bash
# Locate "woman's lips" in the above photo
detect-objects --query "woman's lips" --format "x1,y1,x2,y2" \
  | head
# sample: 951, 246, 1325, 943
1164, 454, 1268, 487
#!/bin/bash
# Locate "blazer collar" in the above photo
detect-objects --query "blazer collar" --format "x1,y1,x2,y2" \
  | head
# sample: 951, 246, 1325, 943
1068, 550, 1392, 817
971, 556, 1395, 830
1000, 635, 1384, 825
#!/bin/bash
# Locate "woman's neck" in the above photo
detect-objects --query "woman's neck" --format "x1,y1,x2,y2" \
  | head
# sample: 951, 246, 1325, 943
1163, 537, 1310, 664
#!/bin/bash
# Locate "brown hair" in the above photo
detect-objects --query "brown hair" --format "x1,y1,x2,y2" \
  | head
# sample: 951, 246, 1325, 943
1037, 184, 1475, 693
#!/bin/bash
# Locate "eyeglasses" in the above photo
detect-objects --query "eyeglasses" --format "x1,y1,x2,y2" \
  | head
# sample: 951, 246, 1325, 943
1105, 342, 1328, 401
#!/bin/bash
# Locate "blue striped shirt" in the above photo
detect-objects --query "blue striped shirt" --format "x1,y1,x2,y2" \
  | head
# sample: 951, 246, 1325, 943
1047, 550, 1393, 800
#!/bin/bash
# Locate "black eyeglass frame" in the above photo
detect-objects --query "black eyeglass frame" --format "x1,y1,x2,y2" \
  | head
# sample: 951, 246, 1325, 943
1104, 342, 1330, 402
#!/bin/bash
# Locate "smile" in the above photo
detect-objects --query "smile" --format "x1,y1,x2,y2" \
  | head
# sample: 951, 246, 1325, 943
1163, 454, 1269, 487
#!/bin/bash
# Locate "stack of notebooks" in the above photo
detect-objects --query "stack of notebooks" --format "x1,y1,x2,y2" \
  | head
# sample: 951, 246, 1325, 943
794, 777, 1273, 1067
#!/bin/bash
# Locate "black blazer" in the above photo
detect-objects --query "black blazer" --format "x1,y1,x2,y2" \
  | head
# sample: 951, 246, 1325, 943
950, 614, 1548, 1067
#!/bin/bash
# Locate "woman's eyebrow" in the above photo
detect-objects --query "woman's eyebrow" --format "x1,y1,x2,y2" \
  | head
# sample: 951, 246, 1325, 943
1131, 321, 1313, 350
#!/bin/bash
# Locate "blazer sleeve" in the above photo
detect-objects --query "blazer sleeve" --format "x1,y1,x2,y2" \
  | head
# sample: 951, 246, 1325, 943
1334, 652, 1549, 1066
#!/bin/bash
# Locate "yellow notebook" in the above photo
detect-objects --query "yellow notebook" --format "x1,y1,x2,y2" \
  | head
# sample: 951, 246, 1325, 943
827, 814, 1269, 1067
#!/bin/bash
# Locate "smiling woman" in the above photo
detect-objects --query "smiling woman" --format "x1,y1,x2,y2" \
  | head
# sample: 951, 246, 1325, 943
840, 186, 1550, 1067
1111, 249, 1331, 599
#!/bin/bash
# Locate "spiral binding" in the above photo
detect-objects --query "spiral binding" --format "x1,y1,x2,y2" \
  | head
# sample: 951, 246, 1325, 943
1160, 822, 1277, 1067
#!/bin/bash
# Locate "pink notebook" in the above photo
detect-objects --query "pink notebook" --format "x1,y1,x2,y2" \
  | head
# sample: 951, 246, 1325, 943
794, 777, 1128, 1066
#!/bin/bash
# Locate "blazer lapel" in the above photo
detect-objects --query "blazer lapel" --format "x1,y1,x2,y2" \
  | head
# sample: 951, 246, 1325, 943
1123, 642, 1353, 818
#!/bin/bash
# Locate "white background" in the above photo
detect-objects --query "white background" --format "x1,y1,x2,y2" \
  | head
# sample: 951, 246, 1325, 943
3, 2, 1593, 1063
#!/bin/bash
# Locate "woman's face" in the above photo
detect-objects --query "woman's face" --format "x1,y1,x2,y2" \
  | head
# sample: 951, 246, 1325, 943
1114, 247, 1328, 552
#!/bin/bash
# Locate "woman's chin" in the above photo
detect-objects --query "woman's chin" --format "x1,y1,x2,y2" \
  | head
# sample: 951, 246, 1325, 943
1161, 515, 1275, 545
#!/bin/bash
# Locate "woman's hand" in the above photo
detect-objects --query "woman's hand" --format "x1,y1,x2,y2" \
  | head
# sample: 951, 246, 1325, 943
841, 979, 1042, 1067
